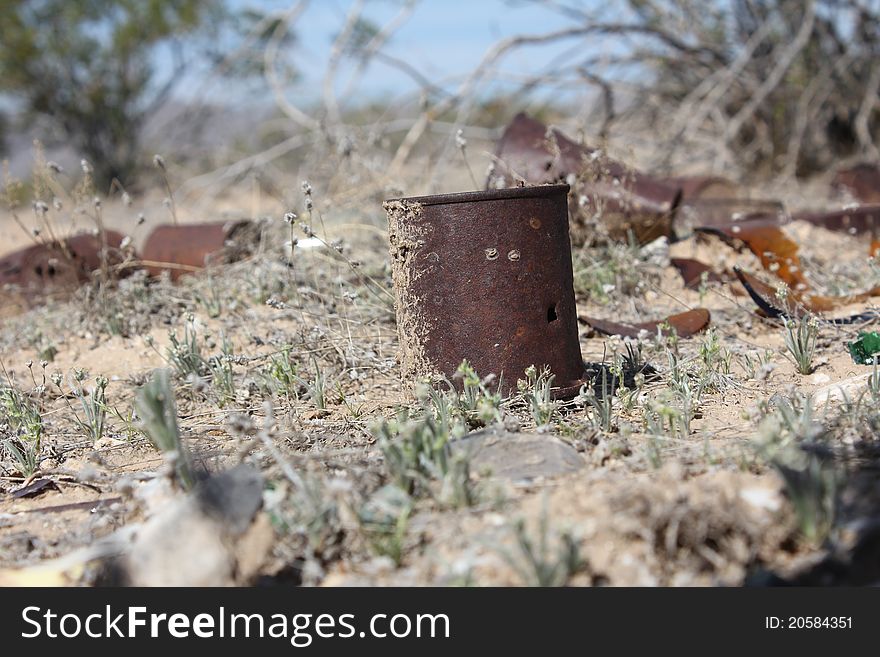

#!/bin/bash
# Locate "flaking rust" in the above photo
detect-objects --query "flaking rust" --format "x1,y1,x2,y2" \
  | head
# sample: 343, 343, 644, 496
384, 184, 588, 399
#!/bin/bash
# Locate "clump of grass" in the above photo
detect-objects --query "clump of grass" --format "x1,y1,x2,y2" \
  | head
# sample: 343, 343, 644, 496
259, 349, 329, 411
783, 315, 819, 375
73, 373, 108, 443
572, 237, 651, 304
375, 412, 447, 493
134, 368, 193, 489
359, 484, 413, 566
208, 334, 236, 407
738, 348, 775, 381
424, 360, 501, 432
149, 315, 209, 379
1, 363, 44, 477
577, 375, 615, 432
495, 502, 582, 587
773, 447, 838, 545
303, 358, 326, 410
194, 274, 223, 318
756, 393, 837, 544
644, 389, 691, 441
697, 327, 733, 391
374, 409, 475, 507
517, 365, 558, 427
263, 346, 300, 399
265, 471, 356, 574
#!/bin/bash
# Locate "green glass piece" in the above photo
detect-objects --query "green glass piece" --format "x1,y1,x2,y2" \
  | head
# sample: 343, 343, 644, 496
848, 331, 880, 365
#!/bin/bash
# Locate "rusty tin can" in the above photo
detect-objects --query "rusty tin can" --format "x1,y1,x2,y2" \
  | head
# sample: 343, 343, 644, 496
384, 184, 586, 398
141, 220, 255, 280
0, 231, 126, 297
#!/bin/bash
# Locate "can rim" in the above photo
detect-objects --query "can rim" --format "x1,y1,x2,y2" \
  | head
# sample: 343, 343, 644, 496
385, 183, 570, 207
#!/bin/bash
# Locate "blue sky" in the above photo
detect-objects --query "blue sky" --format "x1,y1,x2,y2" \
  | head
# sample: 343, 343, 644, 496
189, 0, 609, 105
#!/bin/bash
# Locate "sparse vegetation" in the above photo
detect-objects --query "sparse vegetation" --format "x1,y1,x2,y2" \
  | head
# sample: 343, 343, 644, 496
134, 368, 193, 489
783, 315, 819, 375
2, 0, 880, 591
495, 503, 583, 587
1, 380, 43, 477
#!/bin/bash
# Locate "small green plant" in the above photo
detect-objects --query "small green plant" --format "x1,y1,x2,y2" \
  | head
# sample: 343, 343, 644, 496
155, 316, 209, 379
111, 404, 141, 442
375, 411, 450, 495
424, 360, 501, 431
738, 348, 775, 380
374, 409, 475, 506
359, 484, 413, 566
578, 376, 615, 433
697, 327, 733, 391
264, 346, 300, 399
1, 376, 43, 477
303, 358, 326, 410
572, 238, 648, 304
645, 433, 665, 469
51, 369, 110, 443
75, 374, 108, 443
495, 503, 582, 587
259, 350, 329, 411
783, 315, 819, 375
208, 335, 236, 407
773, 448, 838, 545
273, 473, 352, 563
517, 365, 558, 426
644, 389, 691, 440
134, 368, 193, 489
664, 349, 688, 393
756, 392, 836, 544
195, 275, 224, 318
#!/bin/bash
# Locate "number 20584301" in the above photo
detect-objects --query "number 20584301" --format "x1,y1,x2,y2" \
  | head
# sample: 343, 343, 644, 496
765, 617, 852, 629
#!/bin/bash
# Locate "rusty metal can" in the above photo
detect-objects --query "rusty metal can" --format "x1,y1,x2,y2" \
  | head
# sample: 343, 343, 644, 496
384, 184, 586, 398
0, 230, 126, 301
140, 220, 255, 280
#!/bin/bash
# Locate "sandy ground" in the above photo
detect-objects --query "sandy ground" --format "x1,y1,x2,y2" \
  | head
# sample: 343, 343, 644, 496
1, 150, 880, 587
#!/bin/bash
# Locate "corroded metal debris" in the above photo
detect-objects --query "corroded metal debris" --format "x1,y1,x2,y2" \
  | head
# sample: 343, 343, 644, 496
670, 257, 729, 289
793, 206, 880, 256
384, 184, 589, 399
696, 219, 807, 291
141, 220, 258, 280
487, 113, 681, 244
831, 164, 880, 203
579, 308, 711, 338
0, 230, 126, 299
0, 220, 260, 312
673, 198, 787, 239
733, 267, 880, 319
658, 175, 739, 201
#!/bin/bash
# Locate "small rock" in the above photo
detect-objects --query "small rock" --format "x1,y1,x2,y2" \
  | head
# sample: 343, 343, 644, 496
123, 464, 267, 586
451, 428, 584, 482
